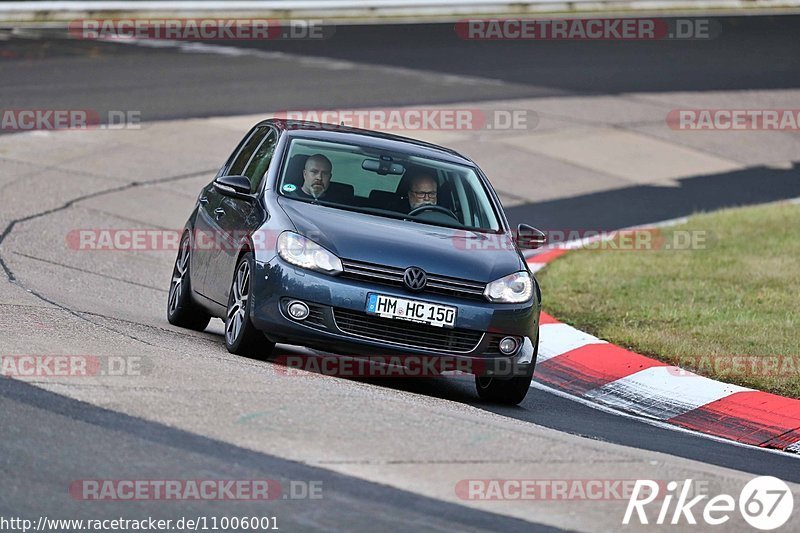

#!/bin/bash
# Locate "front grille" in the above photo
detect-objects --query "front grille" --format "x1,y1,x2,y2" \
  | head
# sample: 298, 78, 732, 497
333, 308, 483, 353
305, 303, 327, 329
485, 335, 502, 356
341, 259, 486, 301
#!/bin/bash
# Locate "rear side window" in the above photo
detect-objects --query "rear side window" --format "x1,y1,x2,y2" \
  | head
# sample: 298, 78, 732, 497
228, 126, 269, 177
243, 129, 278, 193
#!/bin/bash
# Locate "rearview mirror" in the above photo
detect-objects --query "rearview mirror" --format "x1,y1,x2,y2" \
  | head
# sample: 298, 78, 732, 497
362, 158, 405, 175
214, 175, 252, 197
516, 224, 547, 250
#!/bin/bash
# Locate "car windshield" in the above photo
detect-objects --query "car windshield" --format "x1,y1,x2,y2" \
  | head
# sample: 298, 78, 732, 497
276, 138, 502, 232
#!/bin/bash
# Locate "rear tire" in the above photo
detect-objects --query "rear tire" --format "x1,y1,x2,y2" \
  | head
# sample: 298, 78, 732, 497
167, 232, 211, 331
225, 253, 275, 358
475, 373, 533, 405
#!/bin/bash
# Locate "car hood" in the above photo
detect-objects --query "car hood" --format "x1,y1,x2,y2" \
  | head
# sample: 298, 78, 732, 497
278, 198, 523, 283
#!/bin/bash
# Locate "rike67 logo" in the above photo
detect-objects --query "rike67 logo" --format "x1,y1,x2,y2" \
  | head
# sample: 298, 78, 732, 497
623, 476, 794, 530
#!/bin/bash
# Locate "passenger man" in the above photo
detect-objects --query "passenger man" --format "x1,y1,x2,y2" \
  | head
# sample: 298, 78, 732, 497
294, 154, 333, 200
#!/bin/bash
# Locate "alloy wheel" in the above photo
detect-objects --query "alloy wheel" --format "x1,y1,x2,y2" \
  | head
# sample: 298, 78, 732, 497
168, 237, 190, 316
226, 259, 251, 344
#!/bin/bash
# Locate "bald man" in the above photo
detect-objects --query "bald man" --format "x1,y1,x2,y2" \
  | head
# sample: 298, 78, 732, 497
295, 154, 333, 200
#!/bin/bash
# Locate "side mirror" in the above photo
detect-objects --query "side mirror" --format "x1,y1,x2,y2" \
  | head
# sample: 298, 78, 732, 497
516, 224, 547, 250
214, 175, 252, 197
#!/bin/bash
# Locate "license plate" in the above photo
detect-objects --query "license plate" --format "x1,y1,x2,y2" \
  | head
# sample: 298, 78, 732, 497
366, 293, 457, 328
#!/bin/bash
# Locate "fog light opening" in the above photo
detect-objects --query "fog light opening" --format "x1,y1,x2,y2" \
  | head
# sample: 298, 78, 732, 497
287, 300, 310, 321
499, 336, 519, 355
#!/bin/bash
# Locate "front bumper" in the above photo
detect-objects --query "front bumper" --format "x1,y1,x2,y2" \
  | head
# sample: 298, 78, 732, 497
249, 257, 540, 377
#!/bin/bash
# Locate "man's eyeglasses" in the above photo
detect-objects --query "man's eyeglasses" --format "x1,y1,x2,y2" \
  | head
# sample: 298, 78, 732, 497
411, 190, 437, 199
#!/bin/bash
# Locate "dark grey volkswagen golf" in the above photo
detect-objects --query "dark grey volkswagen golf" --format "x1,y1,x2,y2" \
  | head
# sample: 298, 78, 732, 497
167, 119, 545, 404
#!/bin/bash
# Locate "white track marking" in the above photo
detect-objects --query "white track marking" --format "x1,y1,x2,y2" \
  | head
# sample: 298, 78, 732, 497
583, 366, 753, 420
536, 323, 606, 363
530, 380, 800, 458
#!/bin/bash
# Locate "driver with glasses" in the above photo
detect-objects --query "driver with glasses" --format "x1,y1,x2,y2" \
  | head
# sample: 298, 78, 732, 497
405, 172, 438, 213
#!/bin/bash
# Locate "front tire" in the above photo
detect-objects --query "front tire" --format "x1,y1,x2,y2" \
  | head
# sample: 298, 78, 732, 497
475, 373, 533, 405
167, 232, 211, 331
225, 253, 275, 358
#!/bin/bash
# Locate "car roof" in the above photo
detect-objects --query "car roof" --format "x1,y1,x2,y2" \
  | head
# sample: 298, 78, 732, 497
260, 118, 476, 167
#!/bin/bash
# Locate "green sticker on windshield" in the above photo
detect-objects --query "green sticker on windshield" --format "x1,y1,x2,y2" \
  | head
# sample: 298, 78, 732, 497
282, 184, 297, 192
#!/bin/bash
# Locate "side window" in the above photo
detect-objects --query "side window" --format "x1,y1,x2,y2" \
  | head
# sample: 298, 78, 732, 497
228, 126, 269, 177
243, 129, 278, 193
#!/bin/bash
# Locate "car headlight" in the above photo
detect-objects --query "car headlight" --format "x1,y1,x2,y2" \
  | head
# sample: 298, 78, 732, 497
277, 231, 342, 275
484, 271, 533, 303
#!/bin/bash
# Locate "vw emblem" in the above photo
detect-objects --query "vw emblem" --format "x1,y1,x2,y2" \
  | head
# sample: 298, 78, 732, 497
403, 267, 427, 292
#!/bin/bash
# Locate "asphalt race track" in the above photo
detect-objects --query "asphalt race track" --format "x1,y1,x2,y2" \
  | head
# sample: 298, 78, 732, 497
1, 15, 800, 531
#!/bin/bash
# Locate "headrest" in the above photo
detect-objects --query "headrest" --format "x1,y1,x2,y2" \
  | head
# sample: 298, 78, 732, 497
369, 189, 404, 211
284, 154, 310, 187
328, 182, 354, 195
326, 182, 354, 202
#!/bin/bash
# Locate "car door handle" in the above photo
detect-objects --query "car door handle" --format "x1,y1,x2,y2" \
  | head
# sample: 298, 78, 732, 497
214, 208, 226, 219
199, 196, 208, 205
